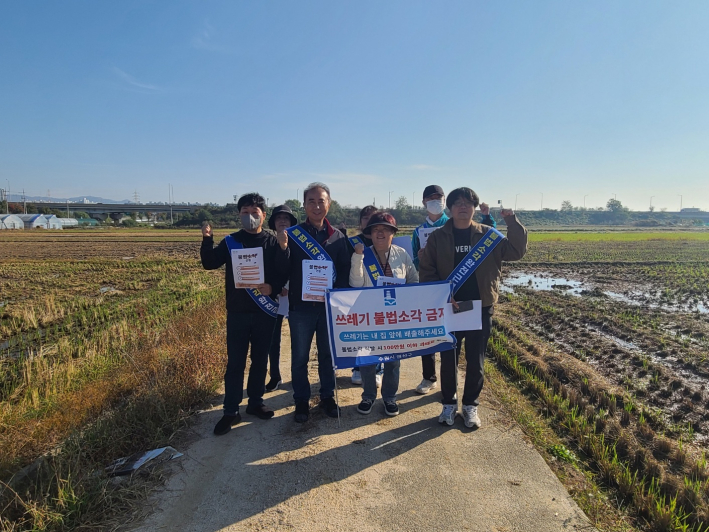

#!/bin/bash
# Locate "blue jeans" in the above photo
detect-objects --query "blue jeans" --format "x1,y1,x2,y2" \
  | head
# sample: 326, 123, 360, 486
289, 308, 336, 404
354, 363, 383, 375
224, 311, 274, 415
361, 360, 400, 402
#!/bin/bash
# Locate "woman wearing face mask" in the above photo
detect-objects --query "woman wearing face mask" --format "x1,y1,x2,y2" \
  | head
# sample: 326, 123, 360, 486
350, 212, 418, 417
200, 193, 290, 436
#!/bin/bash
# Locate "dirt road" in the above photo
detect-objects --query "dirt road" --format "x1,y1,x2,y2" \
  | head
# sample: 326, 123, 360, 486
131, 338, 594, 532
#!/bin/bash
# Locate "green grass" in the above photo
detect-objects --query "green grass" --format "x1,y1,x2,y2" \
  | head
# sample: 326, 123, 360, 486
529, 232, 709, 242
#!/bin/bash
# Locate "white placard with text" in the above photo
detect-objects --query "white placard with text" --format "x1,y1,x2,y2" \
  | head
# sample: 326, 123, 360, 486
418, 226, 441, 249
302, 260, 333, 302
231, 247, 264, 288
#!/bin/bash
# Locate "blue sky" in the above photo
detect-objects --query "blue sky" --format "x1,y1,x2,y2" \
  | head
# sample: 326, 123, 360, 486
1, 1, 707, 211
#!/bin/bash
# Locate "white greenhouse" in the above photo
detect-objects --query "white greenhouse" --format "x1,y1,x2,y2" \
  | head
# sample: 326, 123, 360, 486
44, 215, 64, 230
18, 214, 49, 229
0, 214, 24, 229
57, 217, 78, 228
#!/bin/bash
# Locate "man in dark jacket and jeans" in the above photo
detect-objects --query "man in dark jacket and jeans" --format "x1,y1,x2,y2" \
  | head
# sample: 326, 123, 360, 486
279, 182, 351, 423
420, 187, 527, 429
201, 193, 289, 436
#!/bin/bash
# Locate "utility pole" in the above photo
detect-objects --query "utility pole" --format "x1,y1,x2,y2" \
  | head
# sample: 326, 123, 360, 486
388, 190, 394, 209
22, 189, 26, 214
583, 194, 588, 209
678, 194, 683, 211
169, 184, 173, 225
540, 192, 543, 210
650, 196, 655, 211
514, 193, 520, 211
66, 199, 70, 218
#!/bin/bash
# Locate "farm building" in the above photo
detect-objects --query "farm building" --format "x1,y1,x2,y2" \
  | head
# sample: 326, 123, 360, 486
0, 214, 24, 229
58, 217, 79, 228
44, 215, 64, 230
18, 214, 49, 229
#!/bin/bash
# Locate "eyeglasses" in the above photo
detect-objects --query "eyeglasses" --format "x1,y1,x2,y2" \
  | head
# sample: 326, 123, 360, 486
451, 201, 475, 208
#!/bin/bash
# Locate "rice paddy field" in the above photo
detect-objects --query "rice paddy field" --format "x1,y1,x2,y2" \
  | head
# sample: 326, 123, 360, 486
1, 227, 708, 531
495, 229, 709, 531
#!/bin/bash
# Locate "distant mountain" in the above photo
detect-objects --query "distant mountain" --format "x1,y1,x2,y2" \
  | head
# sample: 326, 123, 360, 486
7, 194, 130, 204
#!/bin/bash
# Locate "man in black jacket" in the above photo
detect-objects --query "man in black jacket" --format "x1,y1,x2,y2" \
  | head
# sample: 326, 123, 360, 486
279, 182, 351, 423
201, 193, 289, 436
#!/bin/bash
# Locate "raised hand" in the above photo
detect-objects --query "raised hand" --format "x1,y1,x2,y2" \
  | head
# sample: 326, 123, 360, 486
500, 209, 514, 217
277, 229, 288, 250
201, 222, 213, 238
479, 202, 490, 216
354, 243, 364, 255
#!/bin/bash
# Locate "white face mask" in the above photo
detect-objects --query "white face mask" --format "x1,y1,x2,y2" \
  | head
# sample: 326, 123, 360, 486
426, 199, 445, 215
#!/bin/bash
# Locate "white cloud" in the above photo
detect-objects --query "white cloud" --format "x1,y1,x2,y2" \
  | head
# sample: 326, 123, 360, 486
191, 20, 233, 53
112, 67, 160, 92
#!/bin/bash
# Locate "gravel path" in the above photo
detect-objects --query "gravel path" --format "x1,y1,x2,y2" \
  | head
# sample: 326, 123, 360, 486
131, 335, 595, 532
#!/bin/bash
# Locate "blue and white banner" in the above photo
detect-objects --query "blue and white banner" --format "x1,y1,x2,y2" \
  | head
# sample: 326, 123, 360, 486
326, 281, 456, 369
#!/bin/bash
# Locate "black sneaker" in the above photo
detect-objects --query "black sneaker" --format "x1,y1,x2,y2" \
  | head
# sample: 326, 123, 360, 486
265, 378, 282, 392
294, 401, 310, 423
213, 413, 242, 436
319, 397, 340, 418
357, 399, 374, 415
245, 404, 274, 420
384, 400, 399, 417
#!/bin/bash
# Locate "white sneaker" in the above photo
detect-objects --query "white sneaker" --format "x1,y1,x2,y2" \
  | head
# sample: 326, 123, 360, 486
351, 370, 362, 385
375, 373, 383, 388
438, 404, 457, 426
416, 379, 437, 394
462, 405, 481, 428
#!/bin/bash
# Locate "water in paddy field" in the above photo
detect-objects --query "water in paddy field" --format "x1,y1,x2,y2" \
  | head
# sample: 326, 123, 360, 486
501, 272, 708, 314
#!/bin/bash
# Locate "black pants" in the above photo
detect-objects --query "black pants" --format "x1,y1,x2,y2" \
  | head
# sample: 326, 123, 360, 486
440, 306, 493, 407
421, 354, 437, 382
268, 314, 284, 381
223, 311, 275, 415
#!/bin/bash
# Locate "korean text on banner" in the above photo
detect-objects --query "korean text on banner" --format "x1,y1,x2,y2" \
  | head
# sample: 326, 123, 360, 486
418, 226, 441, 249
230, 247, 265, 288
302, 260, 333, 302
326, 281, 456, 369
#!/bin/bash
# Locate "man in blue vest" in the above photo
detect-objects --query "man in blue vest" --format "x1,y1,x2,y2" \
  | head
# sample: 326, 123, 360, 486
201, 193, 289, 436
279, 182, 352, 423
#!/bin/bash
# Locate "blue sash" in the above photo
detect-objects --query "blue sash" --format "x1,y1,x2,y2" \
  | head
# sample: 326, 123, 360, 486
446, 227, 505, 296
286, 225, 337, 281
361, 247, 385, 285
225, 236, 279, 318
348, 235, 364, 249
